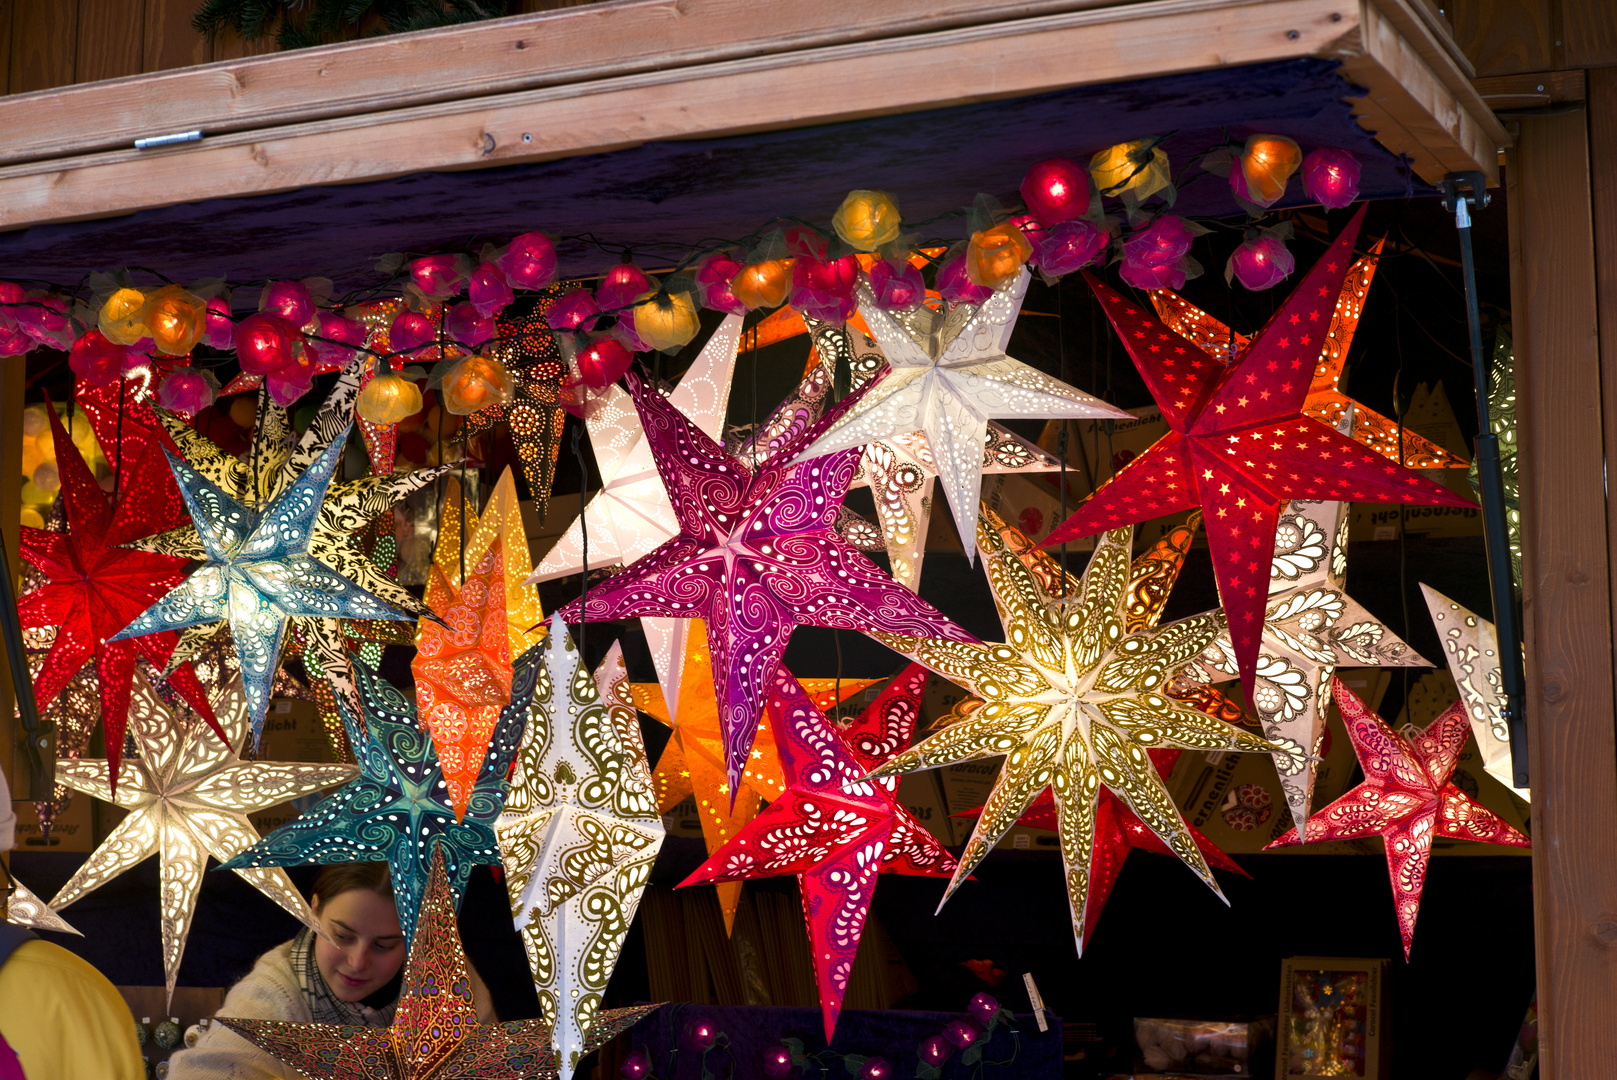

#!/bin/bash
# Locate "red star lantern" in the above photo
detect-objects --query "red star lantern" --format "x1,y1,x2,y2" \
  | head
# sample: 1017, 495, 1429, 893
1045, 206, 1473, 697
1266, 678, 1529, 958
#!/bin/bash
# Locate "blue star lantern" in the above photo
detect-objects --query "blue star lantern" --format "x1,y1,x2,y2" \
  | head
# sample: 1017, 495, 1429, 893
221, 641, 542, 943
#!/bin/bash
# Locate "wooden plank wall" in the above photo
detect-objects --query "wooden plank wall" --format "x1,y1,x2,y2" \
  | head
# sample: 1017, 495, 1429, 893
1451, 0, 1617, 75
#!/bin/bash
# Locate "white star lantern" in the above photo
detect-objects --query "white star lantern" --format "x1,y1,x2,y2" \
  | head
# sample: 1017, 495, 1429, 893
1421, 584, 1527, 799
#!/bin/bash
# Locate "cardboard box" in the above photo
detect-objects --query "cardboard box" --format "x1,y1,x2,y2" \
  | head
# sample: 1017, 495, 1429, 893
10, 787, 97, 854
1348, 382, 1481, 542
1275, 957, 1390, 1080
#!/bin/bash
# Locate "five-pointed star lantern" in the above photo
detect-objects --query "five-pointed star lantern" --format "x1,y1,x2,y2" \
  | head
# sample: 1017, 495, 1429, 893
528, 313, 744, 721
221, 637, 543, 944
1148, 239, 1469, 471
863, 506, 1303, 954
464, 301, 573, 522
496, 615, 666, 1080
50, 673, 355, 1004
1267, 679, 1529, 958
19, 400, 224, 790
557, 369, 976, 798
682, 664, 955, 1041
114, 426, 416, 743
219, 844, 658, 1080
416, 469, 545, 819
629, 616, 879, 932
1177, 495, 1428, 838
794, 268, 1129, 565
1420, 584, 1526, 799
1044, 206, 1474, 699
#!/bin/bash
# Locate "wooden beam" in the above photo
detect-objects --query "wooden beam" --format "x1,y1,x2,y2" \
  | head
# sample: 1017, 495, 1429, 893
1509, 103, 1617, 1080
1475, 69, 1587, 109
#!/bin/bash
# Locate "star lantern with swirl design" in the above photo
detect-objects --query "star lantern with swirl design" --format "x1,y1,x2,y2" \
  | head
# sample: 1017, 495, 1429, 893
557, 369, 977, 798
5, 878, 81, 935
50, 674, 356, 1005
219, 843, 659, 1080
496, 615, 665, 1080
681, 663, 955, 1041
1266, 679, 1529, 958
863, 506, 1304, 954
1420, 584, 1526, 799
1045, 206, 1474, 701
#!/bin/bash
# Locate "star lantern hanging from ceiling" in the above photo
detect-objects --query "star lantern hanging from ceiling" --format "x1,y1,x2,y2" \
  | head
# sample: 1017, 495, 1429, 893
557, 369, 977, 799
863, 505, 1304, 955
218, 843, 658, 1080
681, 663, 955, 1040
1044, 206, 1475, 700
496, 616, 666, 1080
6, 877, 81, 936
50, 674, 356, 1004
1420, 584, 1526, 799
1266, 678, 1529, 958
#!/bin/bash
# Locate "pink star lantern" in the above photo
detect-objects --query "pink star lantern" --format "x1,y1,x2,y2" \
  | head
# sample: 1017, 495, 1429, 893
1044, 205, 1473, 698
679, 664, 955, 1041
1266, 678, 1529, 958
557, 371, 975, 796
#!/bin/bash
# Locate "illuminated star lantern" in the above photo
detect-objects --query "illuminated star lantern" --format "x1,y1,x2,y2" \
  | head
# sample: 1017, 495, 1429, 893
864, 506, 1302, 954
1470, 331, 1520, 584
558, 370, 976, 797
682, 664, 955, 1040
1149, 239, 1469, 471
75, 376, 183, 509
6, 879, 81, 936
50, 674, 355, 1004
1045, 206, 1474, 698
629, 617, 878, 932
529, 313, 744, 721
1267, 679, 1529, 957
496, 615, 666, 1080
221, 632, 543, 944
795, 268, 1129, 565
1420, 584, 1525, 799
19, 401, 224, 790
415, 469, 545, 819
219, 844, 658, 1080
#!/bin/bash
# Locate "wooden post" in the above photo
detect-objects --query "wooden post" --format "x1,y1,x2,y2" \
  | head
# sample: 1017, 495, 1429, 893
1509, 103, 1617, 1078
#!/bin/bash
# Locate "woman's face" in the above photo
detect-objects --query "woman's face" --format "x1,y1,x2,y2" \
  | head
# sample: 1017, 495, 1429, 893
311, 888, 405, 1002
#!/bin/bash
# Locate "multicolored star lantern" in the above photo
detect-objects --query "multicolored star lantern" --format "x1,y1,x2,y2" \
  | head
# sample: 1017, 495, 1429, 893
1266, 679, 1529, 957
864, 506, 1302, 954
221, 639, 542, 945
50, 674, 355, 1004
681, 664, 955, 1041
219, 844, 658, 1080
795, 268, 1129, 565
1045, 206, 1474, 699
1421, 584, 1525, 799
464, 301, 572, 522
559, 370, 976, 798
496, 616, 665, 1080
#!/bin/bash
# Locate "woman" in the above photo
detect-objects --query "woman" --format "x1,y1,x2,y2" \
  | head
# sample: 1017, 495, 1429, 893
169, 863, 492, 1080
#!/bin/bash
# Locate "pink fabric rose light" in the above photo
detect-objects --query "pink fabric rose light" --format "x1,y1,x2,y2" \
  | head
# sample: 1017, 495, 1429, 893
1302, 147, 1361, 210
1227, 235, 1296, 291
409, 254, 466, 299
695, 254, 746, 315
596, 263, 653, 313
1020, 158, 1091, 224
546, 287, 599, 332
867, 258, 926, 312
935, 252, 993, 304
444, 301, 495, 347
306, 310, 368, 370
1120, 215, 1194, 290
157, 368, 217, 415
790, 254, 859, 324
468, 262, 515, 317
575, 335, 633, 389
496, 232, 557, 290
1034, 219, 1108, 277
69, 330, 131, 385
202, 297, 235, 349
236, 312, 300, 376
388, 310, 436, 354
260, 280, 315, 328
15, 295, 71, 350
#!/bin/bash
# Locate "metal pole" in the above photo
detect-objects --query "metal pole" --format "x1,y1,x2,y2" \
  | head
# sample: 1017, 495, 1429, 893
1442, 171, 1530, 789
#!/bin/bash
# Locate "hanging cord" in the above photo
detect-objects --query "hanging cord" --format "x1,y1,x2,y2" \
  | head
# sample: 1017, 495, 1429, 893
112, 378, 126, 502
1393, 292, 1413, 717
1056, 277, 1069, 597
572, 424, 590, 641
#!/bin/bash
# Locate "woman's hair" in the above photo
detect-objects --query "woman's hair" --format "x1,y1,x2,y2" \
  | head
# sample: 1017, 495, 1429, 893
310, 862, 395, 909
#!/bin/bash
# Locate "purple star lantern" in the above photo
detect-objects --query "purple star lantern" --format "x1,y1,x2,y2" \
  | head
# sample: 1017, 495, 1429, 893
558, 371, 977, 797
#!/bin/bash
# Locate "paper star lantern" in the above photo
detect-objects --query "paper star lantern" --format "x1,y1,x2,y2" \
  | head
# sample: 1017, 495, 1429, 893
496, 616, 665, 1080
1420, 584, 1525, 799
464, 301, 571, 522
1177, 495, 1428, 837
1469, 331, 1519, 584
6, 878, 81, 936
558, 370, 975, 796
629, 617, 878, 931
529, 314, 744, 721
219, 844, 657, 1080
681, 664, 954, 1040
1148, 239, 1468, 472
795, 268, 1128, 564
221, 642, 541, 944
864, 506, 1301, 954
1267, 679, 1529, 957
74, 376, 183, 510
1046, 206, 1473, 697
19, 400, 223, 790
51, 673, 355, 1003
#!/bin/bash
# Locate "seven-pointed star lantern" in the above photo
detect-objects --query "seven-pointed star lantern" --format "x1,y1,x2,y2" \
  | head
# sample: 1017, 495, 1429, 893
50, 673, 355, 1005
864, 506, 1303, 955
219, 843, 658, 1080
557, 370, 976, 798
1044, 206, 1474, 699
496, 615, 666, 1080
794, 267, 1129, 564
1420, 584, 1526, 799
681, 663, 955, 1041
1266, 679, 1529, 958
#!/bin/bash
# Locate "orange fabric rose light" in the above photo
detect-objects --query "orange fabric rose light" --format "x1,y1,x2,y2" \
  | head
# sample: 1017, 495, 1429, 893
831, 189, 902, 252
729, 259, 793, 311
965, 223, 1033, 288
98, 287, 148, 345
143, 285, 208, 356
1236, 134, 1302, 207
357, 370, 423, 425
632, 290, 702, 352
442, 354, 515, 416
